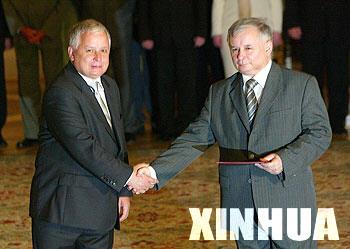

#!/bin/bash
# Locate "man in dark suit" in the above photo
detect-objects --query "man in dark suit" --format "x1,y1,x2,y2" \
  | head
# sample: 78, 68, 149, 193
30, 19, 156, 249
137, 0, 208, 139
77, 0, 141, 142
284, 0, 350, 135
129, 18, 332, 248
0, 1, 11, 147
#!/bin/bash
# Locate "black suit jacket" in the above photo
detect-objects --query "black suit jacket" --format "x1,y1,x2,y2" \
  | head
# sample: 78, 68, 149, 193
137, 0, 207, 49
283, 0, 350, 42
0, 1, 10, 129
0, 1, 10, 45
29, 62, 132, 231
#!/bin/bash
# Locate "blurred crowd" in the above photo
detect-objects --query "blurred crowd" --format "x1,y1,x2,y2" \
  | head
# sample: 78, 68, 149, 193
0, 0, 349, 148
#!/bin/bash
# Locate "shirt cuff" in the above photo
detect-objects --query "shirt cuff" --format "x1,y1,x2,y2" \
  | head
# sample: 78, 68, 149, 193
124, 173, 133, 187
148, 166, 158, 180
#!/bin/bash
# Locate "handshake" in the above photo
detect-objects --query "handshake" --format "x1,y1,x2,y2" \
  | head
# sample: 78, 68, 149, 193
127, 163, 158, 195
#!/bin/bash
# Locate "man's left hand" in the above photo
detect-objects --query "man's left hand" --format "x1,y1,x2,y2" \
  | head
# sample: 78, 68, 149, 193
255, 153, 283, 175
118, 197, 131, 222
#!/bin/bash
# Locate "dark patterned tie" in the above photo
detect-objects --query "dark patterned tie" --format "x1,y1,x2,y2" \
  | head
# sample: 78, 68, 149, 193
246, 79, 258, 128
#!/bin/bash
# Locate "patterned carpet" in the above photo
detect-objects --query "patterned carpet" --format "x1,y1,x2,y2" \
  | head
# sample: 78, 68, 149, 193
0, 134, 349, 249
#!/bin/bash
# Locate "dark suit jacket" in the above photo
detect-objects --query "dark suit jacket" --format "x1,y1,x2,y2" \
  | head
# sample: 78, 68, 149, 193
78, 0, 126, 49
29, 62, 133, 231
137, 0, 207, 49
283, 0, 350, 42
150, 62, 331, 233
0, 1, 10, 45
0, 1, 10, 129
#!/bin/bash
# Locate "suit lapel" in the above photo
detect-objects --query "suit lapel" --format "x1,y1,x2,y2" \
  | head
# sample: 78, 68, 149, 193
253, 63, 283, 127
102, 78, 124, 149
65, 63, 116, 141
229, 74, 250, 133
81, 80, 117, 142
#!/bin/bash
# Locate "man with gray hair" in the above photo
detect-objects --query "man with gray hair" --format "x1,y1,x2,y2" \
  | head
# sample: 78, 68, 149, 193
29, 19, 157, 249
130, 17, 332, 248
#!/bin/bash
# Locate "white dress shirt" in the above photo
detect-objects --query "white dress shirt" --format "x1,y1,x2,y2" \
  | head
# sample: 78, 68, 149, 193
79, 73, 112, 128
242, 60, 272, 103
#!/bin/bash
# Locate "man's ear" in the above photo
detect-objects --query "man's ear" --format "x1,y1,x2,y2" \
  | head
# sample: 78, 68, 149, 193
265, 40, 273, 54
68, 46, 74, 62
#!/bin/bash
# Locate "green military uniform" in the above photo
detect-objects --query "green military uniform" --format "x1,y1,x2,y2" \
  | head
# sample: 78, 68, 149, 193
2, 0, 75, 140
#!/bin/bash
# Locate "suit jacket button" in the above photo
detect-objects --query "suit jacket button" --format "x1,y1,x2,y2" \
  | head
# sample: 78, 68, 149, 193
248, 153, 255, 159
248, 179, 252, 184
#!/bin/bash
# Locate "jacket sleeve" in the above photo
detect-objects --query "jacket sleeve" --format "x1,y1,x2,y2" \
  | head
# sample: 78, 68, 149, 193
269, 0, 283, 33
276, 76, 332, 178
2, 0, 24, 36
211, 0, 224, 36
43, 85, 133, 193
42, 0, 75, 39
136, 0, 152, 42
151, 85, 216, 189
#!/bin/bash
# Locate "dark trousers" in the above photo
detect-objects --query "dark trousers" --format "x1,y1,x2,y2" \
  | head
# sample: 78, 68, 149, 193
196, 39, 224, 113
145, 50, 160, 134
32, 219, 114, 249
235, 223, 317, 249
301, 40, 349, 132
130, 40, 152, 129
14, 34, 63, 139
110, 0, 138, 135
0, 46, 6, 131
300, 2, 349, 132
154, 47, 198, 136
231, 207, 317, 249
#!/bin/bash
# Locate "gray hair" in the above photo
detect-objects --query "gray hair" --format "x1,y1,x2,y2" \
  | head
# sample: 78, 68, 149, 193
68, 19, 111, 49
227, 17, 272, 46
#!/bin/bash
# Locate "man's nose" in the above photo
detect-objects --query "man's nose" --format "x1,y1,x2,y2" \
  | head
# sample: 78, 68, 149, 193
93, 51, 102, 61
237, 49, 245, 59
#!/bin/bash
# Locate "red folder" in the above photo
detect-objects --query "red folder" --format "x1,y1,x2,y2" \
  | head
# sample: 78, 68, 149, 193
216, 161, 262, 165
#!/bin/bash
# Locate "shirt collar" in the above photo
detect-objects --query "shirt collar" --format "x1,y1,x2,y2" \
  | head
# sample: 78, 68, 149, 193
78, 73, 101, 89
241, 60, 272, 88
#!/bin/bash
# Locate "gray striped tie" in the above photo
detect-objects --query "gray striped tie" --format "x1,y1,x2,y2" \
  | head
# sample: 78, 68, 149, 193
245, 79, 258, 128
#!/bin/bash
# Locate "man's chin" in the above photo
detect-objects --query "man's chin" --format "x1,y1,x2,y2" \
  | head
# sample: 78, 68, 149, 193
89, 70, 107, 78
237, 66, 253, 75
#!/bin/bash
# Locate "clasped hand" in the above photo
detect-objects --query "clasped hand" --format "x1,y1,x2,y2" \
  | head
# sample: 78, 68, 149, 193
20, 26, 45, 45
127, 163, 158, 194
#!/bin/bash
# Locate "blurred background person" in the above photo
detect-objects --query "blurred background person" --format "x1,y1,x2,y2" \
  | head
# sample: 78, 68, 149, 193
0, 1, 12, 147
77, 0, 140, 142
212, 0, 283, 77
2, 0, 74, 148
284, 0, 350, 135
137, 0, 207, 140
196, 0, 225, 113
130, 9, 152, 136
